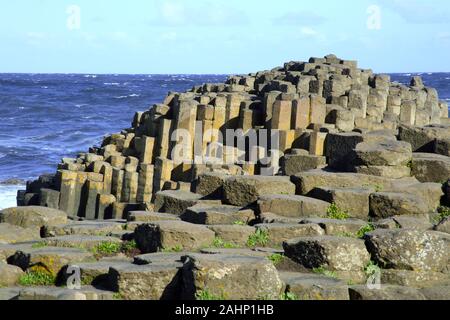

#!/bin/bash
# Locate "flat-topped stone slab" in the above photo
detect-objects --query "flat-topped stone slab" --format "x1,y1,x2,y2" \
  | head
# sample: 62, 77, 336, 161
280, 272, 350, 300
127, 211, 181, 222
349, 285, 425, 300
42, 221, 125, 237
154, 190, 204, 215
257, 213, 302, 224
0, 223, 41, 244
255, 223, 324, 248
0, 287, 21, 301
207, 225, 256, 246
42, 235, 122, 250
182, 253, 284, 300
411, 153, 450, 183
0, 206, 68, 231
181, 204, 254, 225
0, 263, 24, 287
223, 176, 296, 207
257, 194, 329, 218
18, 286, 116, 300
300, 218, 368, 236
369, 192, 430, 218
135, 221, 215, 253
133, 252, 190, 265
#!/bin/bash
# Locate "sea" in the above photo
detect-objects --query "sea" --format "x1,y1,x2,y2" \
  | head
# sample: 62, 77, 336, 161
0, 72, 449, 209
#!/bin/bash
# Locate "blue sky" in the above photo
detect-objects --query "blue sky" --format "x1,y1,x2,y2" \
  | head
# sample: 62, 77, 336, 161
0, 0, 449, 74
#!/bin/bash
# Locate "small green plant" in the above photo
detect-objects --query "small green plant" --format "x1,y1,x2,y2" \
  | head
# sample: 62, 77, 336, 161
280, 292, 298, 301
233, 220, 246, 226
121, 240, 138, 252
212, 237, 240, 249
162, 245, 184, 253
268, 254, 285, 266
356, 224, 375, 238
247, 229, 270, 247
112, 293, 124, 300
365, 261, 381, 278
434, 206, 450, 224
19, 271, 56, 287
312, 266, 338, 279
327, 203, 350, 220
195, 290, 225, 301
91, 242, 122, 257
31, 242, 47, 249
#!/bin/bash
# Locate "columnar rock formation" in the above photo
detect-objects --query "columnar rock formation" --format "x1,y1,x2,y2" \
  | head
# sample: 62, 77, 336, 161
17, 54, 449, 220
1, 55, 449, 300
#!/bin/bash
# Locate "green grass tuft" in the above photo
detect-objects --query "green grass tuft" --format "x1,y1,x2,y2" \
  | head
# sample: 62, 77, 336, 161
327, 203, 350, 220
280, 292, 298, 300
212, 237, 240, 249
434, 206, 450, 224
162, 245, 184, 253
31, 242, 48, 249
365, 261, 381, 277
312, 266, 338, 279
195, 290, 225, 301
91, 242, 122, 257
19, 271, 56, 287
233, 220, 246, 226
247, 229, 270, 247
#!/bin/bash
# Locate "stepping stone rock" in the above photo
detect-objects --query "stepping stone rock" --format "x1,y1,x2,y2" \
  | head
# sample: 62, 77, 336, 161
300, 218, 368, 236
195, 173, 231, 199
8, 247, 95, 276
257, 195, 329, 218
375, 215, 433, 231
223, 176, 296, 207
411, 153, 450, 183
255, 224, 324, 248
309, 187, 373, 219
108, 262, 182, 300
154, 190, 204, 215
135, 221, 215, 253
42, 221, 125, 237
381, 269, 450, 288
354, 165, 412, 179
435, 217, 450, 234
181, 204, 254, 225
0, 206, 68, 231
365, 229, 450, 272
399, 182, 443, 213
369, 192, 430, 218
352, 140, 412, 167
283, 236, 370, 271
280, 272, 349, 300
18, 286, 115, 300
420, 286, 450, 300
43, 235, 122, 251
0, 223, 40, 244
0, 263, 24, 287
349, 285, 425, 300
281, 153, 327, 176
258, 213, 302, 224
182, 253, 284, 300
127, 211, 180, 222
0, 287, 20, 301
207, 225, 256, 246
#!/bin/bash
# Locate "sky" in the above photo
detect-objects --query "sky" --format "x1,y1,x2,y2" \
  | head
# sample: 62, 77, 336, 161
0, 0, 449, 74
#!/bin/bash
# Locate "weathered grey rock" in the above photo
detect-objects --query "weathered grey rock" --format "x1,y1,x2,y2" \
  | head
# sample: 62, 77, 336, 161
398, 124, 450, 153
255, 224, 324, 248
194, 173, 231, 199
436, 217, 450, 234
223, 176, 296, 207
257, 213, 302, 224
39, 188, 60, 209
0, 263, 24, 287
300, 218, 368, 236
280, 272, 349, 300
0, 223, 40, 244
375, 215, 433, 231
354, 165, 411, 179
108, 262, 183, 300
352, 140, 412, 167
399, 182, 444, 213
281, 154, 327, 176
369, 192, 430, 218
133, 252, 188, 265
0, 206, 68, 231
420, 286, 450, 300
381, 269, 450, 288
349, 285, 425, 300
207, 225, 256, 246
42, 221, 125, 237
18, 286, 115, 300
309, 187, 373, 219
182, 254, 284, 300
257, 194, 329, 218
128, 211, 180, 222
364, 229, 450, 272
0, 287, 20, 300
8, 247, 95, 276
198, 248, 273, 257
154, 190, 203, 215
411, 153, 450, 183
135, 221, 215, 253
42, 235, 122, 251
283, 236, 370, 271
181, 204, 254, 225
325, 133, 364, 171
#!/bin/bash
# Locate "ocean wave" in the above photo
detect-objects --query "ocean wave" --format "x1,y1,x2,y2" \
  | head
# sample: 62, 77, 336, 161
0, 185, 23, 210
84, 75, 97, 78
104, 82, 120, 86
114, 94, 140, 99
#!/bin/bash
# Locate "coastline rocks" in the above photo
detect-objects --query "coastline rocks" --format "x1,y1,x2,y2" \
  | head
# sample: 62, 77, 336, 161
0, 206, 68, 231
223, 176, 296, 207
411, 153, 450, 183
0, 223, 41, 244
255, 223, 324, 248
181, 254, 283, 300
181, 204, 254, 225
349, 285, 425, 300
0, 263, 24, 287
257, 194, 329, 218
134, 221, 215, 253
369, 192, 430, 218
364, 229, 450, 272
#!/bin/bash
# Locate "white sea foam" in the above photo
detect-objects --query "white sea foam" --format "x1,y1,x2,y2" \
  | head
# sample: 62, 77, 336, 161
0, 185, 23, 210
104, 83, 120, 86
